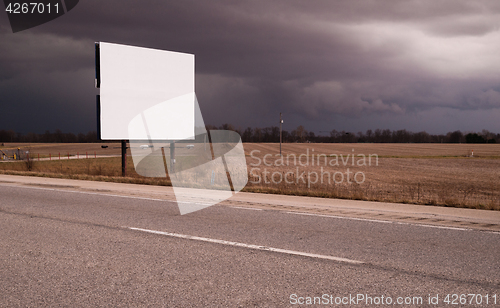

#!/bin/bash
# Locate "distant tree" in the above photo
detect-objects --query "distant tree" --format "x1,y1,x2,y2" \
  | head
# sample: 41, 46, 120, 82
86, 131, 98, 142
219, 123, 235, 131
242, 127, 253, 142
263, 127, 273, 142
374, 129, 382, 143
308, 131, 316, 141
329, 130, 339, 142
380, 129, 392, 143
4, 125, 500, 144
41, 130, 52, 143
253, 128, 263, 142
365, 129, 373, 142
77, 133, 86, 143
54, 129, 64, 143
430, 134, 446, 143
205, 124, 217, 131
447, 130, 463, 143
64, 132, 77, 143
270, 126, 280, 142
282, 130, 290, 142
481, 129, 494, 140
356, 131, 366, 143
392, 129, 411, 143
465, 133, 486, 143
25, 132, 39, 142
294, 125, 307, 142
6, 130, 16, 142
412, 131, 431, 143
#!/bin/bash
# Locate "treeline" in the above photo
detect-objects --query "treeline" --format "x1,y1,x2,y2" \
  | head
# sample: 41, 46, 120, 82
209, 124, 499, 144
1, 127, 498, 144
0, 129, 98, 143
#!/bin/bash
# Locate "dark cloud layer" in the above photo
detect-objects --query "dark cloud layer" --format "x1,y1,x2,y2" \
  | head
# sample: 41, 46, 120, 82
1, 0, 500, 134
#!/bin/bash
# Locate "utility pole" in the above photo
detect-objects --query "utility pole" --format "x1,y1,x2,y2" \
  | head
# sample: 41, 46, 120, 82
279, 113, 283, 156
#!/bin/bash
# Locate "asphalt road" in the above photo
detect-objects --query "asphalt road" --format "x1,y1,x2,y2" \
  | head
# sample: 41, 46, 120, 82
1, 178, 499, 307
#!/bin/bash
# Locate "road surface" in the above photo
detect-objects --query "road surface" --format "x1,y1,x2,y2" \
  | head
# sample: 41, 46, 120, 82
0, 175, 499, 307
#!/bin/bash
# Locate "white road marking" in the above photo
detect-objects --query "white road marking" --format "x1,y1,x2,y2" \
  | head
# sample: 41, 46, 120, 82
414, 223, 470, 231
177, 201, 212, 206
230, 206, 263, 211
71, 190, 169, 202
286, 211, 479, 232
287, 211, 392, 224
128, 227, 364, 264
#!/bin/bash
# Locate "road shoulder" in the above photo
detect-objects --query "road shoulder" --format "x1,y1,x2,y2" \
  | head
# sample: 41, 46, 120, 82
1, 174, 499, 232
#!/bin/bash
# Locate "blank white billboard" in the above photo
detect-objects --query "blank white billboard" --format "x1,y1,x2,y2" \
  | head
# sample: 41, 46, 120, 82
97, 42, 195, 140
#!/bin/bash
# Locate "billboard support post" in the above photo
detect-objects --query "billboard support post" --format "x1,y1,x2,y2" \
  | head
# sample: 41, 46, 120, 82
121, 140, 127, 176
170, 142, 175, 174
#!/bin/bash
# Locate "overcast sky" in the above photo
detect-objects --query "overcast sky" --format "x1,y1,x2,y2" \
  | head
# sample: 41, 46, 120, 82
1, 0, 500, 135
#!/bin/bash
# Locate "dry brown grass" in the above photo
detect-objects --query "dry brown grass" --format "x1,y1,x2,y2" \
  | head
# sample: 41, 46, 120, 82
1, 142, 499, 210
0, 156, 171, 186
0, 142, 122, 157
243, 143, 500, 210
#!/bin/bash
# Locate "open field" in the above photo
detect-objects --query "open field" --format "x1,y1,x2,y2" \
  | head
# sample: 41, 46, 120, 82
245, 143, 500, 210
2, 142, 498, 157
247, 142, 500, 158
1, 142, 499, 210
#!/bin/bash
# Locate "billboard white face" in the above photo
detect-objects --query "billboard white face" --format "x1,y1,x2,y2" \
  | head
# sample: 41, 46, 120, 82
97, 42, 195, 140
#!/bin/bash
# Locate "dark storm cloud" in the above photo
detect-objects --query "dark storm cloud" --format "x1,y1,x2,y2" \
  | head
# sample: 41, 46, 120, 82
1, 0, 499, 134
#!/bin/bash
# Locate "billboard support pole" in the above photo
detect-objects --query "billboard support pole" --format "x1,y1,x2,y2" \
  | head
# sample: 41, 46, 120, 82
170, 142, 175, 174
121, 140, 127, 176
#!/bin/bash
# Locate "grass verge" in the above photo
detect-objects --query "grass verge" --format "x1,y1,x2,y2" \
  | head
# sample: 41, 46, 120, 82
1, 156, 498, 211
